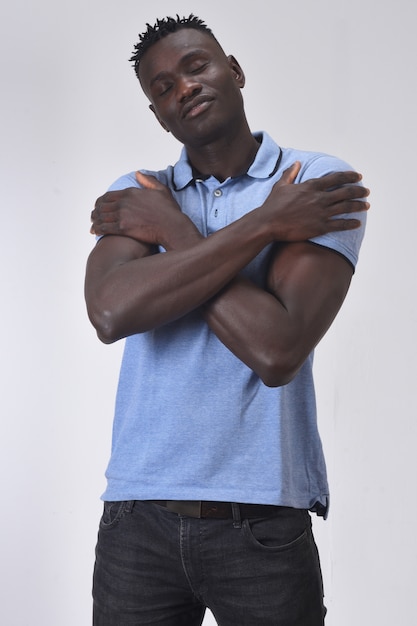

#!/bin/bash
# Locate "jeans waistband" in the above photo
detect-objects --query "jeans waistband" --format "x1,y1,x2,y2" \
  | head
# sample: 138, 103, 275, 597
145, 500, 285, 519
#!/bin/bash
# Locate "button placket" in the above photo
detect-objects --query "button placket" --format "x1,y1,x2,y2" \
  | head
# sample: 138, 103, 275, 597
213, 188, 223, 218
201, 181, 227, 234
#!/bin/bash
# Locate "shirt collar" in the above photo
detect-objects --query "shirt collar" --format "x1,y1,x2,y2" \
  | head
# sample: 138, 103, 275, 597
172, 131, 282, 190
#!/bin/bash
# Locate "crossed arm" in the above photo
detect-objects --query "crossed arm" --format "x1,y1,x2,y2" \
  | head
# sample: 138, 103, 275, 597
85, 165, 369, 386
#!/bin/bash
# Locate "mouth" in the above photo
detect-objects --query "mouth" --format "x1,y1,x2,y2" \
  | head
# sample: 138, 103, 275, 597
182, 95, 214, 120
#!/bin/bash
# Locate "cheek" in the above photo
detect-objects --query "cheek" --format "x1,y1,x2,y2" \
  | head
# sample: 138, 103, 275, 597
151, 101, 176, 127
211, 72, 242, 101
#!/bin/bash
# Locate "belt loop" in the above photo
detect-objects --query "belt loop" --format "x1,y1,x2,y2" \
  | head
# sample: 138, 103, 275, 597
231, 503, 242, 529
125, 501, 135, 513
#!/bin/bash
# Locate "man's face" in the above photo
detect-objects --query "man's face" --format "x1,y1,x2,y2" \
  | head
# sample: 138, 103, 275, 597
138, 29, 246, 148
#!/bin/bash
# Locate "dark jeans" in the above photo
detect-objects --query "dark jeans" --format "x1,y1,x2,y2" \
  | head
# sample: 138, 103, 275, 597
93, 501, 326, 625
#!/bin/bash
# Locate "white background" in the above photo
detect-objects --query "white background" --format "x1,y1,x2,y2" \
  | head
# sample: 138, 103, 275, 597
1, 1, 416, 624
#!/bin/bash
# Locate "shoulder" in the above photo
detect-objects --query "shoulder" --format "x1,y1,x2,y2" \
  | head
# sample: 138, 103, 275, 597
277, 146, 366, 269
277, 146, 355, 181
107, 167, 174, 192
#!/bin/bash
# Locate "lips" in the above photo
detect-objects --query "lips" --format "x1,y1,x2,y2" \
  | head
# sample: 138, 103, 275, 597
182, 95, 214, 119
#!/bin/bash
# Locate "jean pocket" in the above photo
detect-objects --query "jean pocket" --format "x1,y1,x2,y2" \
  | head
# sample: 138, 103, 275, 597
243, 510, 310, 552
99, 501, 131, 529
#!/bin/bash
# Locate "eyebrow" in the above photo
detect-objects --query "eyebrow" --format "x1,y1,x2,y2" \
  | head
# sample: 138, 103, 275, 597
149, 49, 209, 88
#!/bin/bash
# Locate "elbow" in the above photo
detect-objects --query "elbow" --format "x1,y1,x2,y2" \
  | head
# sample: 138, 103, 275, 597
97, 328, 119, 345
256, 350, 303, 388
259, 367, 297, 388
86, 298, 152, 343
87, 305, 123, 344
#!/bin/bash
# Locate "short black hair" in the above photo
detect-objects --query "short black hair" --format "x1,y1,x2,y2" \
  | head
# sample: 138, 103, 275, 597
130, 14, 218, 79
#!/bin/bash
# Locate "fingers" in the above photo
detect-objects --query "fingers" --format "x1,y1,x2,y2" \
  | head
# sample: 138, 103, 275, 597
90, 211, 117, 235
273, 161, 301, 188
330, 199, 370, 218
281, 161, 301, 184
135, 171, 165, 190
327, 183, 370, 206
324, 181, 370, 218
325, 217, 362, 232
274, 167, 365, 197
312, 170, 363, 191
308, 171, 370, 216
90, 196, 119, 235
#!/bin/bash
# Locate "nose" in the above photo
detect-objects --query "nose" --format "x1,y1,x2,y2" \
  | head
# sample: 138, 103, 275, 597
177, 75, 202, 102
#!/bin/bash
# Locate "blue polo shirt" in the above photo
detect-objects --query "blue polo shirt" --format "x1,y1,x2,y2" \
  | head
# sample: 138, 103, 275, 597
101, 132, 366, 516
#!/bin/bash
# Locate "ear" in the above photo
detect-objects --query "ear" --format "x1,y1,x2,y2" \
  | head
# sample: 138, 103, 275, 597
227, 55, 245, 88
149, 104, 170, 133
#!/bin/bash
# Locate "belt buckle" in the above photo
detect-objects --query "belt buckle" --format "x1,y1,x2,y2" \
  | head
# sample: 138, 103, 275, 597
166, 501, 203, 517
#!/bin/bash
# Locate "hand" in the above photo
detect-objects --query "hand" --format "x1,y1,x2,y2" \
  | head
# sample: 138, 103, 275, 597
90, 171, 192, 247
260, 162, 370, 242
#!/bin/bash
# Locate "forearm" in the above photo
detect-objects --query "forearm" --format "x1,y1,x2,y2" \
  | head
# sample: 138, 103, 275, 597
204, 242, 354, 387
166, 220, 292, 382
86, 208, 273, 342
202, 274, 291, 385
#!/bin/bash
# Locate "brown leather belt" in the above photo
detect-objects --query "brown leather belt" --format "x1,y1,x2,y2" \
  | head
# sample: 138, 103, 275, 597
146, 500, 281, 519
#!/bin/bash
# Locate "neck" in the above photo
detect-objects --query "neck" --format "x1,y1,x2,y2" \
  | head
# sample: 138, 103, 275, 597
185, 126, 260, 182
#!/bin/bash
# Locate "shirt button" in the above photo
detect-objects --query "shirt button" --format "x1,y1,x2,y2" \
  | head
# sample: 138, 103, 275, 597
214, 189, 222, 197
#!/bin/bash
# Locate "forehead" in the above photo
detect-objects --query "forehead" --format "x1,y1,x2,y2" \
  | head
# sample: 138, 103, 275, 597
139, 29, 224, 86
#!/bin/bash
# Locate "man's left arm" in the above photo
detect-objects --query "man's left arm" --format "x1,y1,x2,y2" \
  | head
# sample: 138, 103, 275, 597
202, 241, 353, 387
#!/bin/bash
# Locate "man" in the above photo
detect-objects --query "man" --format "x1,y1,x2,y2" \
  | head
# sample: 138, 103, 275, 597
86, 14, 368, 626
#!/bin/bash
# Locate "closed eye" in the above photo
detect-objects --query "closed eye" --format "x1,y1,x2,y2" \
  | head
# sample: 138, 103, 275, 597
158, 83, 173, 97
190, 62, 209, 74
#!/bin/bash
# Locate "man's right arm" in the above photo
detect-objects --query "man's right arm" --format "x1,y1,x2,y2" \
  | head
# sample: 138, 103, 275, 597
85, 200, 276, 342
